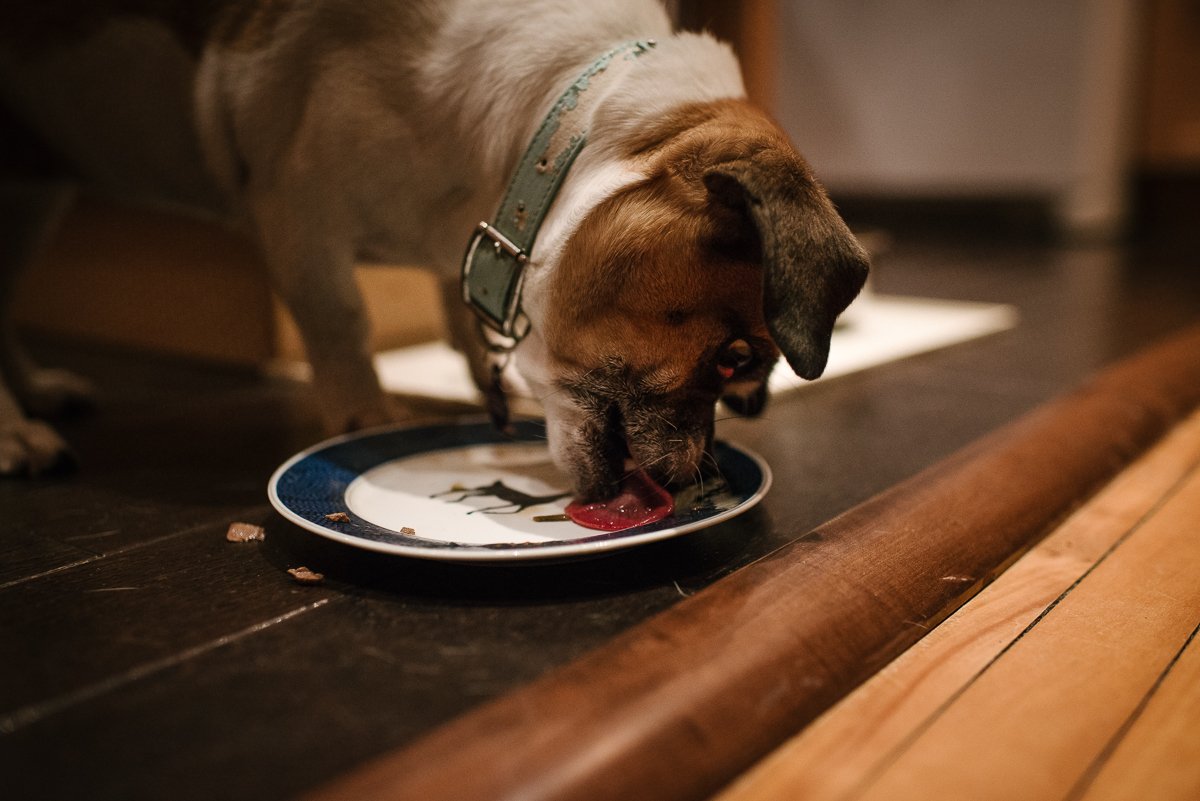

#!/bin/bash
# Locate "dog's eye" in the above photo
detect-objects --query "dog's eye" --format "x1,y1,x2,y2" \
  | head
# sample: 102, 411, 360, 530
717, 339, 754, 378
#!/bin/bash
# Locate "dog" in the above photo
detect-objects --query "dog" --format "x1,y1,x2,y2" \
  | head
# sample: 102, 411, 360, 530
0, 0, 868, 500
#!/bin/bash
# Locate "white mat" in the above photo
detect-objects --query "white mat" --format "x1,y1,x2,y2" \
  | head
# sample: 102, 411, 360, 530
368, 292, 1018, 414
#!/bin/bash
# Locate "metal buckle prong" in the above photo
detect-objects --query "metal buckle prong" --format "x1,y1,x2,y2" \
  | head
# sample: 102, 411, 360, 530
477, 222, 527, 263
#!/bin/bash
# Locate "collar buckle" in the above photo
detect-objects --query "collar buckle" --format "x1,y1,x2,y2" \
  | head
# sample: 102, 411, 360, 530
462, 222, 528, 338
475, 221, 527, 263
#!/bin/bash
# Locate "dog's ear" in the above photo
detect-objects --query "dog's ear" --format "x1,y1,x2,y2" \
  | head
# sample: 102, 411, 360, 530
704, 156, 869, 380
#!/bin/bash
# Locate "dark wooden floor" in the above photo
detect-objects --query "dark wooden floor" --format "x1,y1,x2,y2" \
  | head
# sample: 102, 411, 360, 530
2, 229, 1198, 801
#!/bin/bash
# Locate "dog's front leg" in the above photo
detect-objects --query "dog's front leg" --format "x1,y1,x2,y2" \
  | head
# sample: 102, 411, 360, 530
254, 209, 400, 434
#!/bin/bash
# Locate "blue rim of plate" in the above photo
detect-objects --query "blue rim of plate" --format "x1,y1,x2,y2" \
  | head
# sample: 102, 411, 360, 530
267, 418, 771, 562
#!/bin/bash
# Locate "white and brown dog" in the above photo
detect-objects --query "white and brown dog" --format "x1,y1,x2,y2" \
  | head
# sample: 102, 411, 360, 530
0, 0, 868, 500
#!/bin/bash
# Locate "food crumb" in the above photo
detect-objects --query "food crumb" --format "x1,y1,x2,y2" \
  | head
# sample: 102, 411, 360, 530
533, 514, 570, 523
324, 512, 351, 523
288, 566, 324, 585
399, 526, 416, 536
226, 522, 265, 542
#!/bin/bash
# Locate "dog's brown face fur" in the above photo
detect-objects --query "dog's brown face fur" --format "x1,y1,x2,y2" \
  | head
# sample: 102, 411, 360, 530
539, 100, 869, 499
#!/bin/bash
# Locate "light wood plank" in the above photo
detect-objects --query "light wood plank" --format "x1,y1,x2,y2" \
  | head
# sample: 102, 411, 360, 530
715, 409, 1200, 801
1075, 619, 1200, 800
853, 457, 1200, 800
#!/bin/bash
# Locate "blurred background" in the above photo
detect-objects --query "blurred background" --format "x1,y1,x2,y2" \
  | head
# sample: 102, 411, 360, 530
678, 0, 1197, 241
9, 0, 1199, 370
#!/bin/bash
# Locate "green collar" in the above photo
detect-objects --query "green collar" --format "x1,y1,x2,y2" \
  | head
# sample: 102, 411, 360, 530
461, 39, 657, 340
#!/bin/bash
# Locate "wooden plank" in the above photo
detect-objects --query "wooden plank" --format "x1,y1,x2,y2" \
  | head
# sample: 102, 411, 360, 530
849, 464, 1200, 800
0, 514, 337, 723
1078, 624, 1200, 801
302, 327, 1200, 801
0, 525, 94, 588
715, 408, 1200, 801
0, 578, 669, 801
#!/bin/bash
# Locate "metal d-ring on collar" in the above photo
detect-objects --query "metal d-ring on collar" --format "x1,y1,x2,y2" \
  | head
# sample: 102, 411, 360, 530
461, 38, 657, 345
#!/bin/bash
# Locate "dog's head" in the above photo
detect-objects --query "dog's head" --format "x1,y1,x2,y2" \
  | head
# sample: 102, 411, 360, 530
516, 99, 868, 500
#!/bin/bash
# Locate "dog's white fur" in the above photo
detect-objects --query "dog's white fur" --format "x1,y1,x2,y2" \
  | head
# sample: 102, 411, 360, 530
0, 0, 866, 493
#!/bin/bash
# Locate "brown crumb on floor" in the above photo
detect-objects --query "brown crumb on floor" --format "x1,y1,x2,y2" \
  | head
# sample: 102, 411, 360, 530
324, 512, 351, 523
226, 522, 266, 542
399, 526, 416, 536
288, 566, 324, 585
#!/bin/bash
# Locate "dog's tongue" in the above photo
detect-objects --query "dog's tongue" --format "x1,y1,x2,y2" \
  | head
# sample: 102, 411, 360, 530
566, 468, 674, 532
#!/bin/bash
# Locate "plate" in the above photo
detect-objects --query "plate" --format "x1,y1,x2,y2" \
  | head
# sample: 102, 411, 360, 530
268, 419, 770, 562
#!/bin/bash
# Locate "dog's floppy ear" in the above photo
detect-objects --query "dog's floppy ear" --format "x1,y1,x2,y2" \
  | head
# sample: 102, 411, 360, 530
704, 156, 869, 380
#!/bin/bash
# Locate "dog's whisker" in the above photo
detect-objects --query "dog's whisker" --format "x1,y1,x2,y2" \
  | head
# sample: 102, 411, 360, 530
534, 386, 569, 403
652, 411, 679, 431
625, 449, 674, 480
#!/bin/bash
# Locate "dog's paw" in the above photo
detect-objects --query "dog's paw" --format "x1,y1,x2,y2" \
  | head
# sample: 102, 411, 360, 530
22, 368, 96, 419
0, 418, 76, 477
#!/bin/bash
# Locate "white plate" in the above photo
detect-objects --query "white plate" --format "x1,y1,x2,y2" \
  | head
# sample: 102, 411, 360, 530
268, 419, 771, 562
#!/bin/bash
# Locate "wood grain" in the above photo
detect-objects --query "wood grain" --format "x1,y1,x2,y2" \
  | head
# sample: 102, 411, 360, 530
716, 408, 1200, 801
0, 514, 337, 725
303, 327, 1200, 801
1079, 623, 1200, 801
851, 451, 1200, 800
